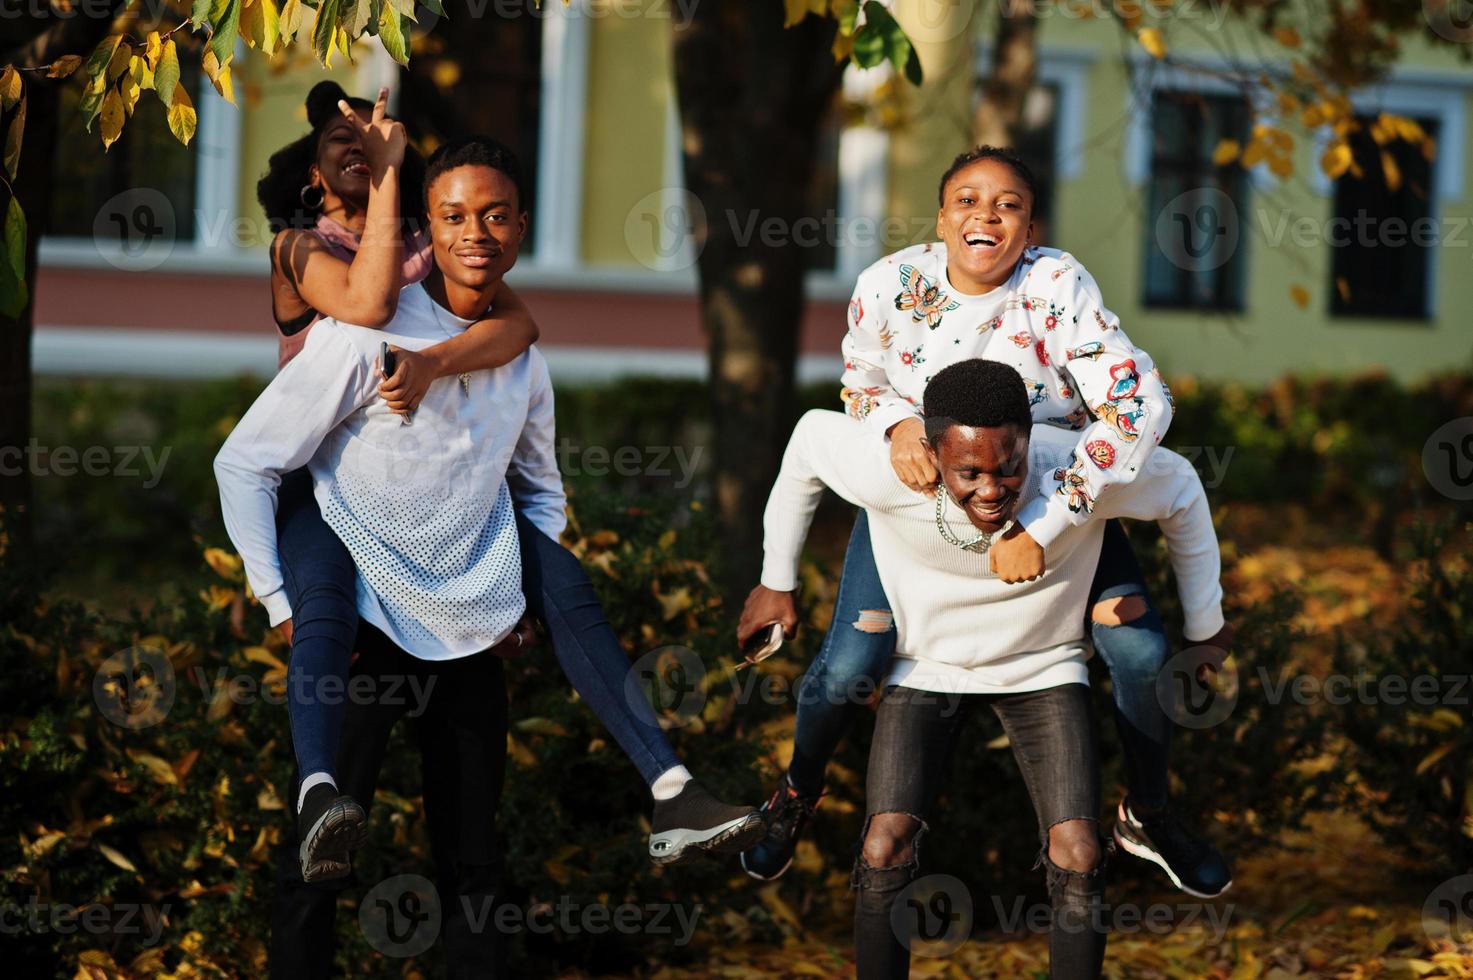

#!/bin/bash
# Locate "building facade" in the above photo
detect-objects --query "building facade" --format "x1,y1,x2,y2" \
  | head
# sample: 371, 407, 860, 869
34, 0, 1473, 384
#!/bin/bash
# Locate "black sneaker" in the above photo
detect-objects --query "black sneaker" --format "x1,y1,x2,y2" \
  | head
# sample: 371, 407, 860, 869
1113, 799, 1232, 898
740, 775, 822, 881
297, 783, 368, 884
649, 780, 763, 866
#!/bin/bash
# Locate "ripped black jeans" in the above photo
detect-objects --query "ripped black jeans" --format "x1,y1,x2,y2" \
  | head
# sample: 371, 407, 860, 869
853, 682, 1107, 980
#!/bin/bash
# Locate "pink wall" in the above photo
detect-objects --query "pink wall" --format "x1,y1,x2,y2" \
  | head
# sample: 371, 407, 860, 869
36, 267, 850, 355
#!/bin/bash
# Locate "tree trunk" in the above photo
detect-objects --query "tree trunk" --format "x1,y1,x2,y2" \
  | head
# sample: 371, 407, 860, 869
972, 0, 1039, 147
672, 4, 844, 599
0, 15, 116, 563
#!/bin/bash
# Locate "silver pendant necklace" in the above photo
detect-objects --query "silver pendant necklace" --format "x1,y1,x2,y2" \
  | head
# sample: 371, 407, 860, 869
933, 485, 1013, 553
427, 297, 479, 397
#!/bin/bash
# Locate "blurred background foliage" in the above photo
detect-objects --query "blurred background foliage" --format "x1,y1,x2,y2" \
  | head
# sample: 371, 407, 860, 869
3, 369, 1471, 977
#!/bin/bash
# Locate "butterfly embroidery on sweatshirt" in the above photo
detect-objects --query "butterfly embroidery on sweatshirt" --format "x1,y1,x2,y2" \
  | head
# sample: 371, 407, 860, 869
895, 264, 961, 329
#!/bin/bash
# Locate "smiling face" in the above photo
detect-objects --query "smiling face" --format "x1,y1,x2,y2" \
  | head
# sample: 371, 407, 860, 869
925, 422, 1030, 533
310, 109, 374, 206
425, 164, 526, 291
936, 157, 1035, 295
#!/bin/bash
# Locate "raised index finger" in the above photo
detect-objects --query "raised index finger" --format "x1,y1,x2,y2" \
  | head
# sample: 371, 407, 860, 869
371, 86, 389, 125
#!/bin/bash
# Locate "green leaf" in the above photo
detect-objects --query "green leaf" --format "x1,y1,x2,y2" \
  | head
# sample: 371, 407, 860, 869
83, 35, 124, 93
385, 0, 415, 19
209, 0, 242, 68
155, 38, 181, 106
834, 0, 858, 35
79, 83, 106, 132
4, 95, 24, 178
0, 196, 28, 318
853, 3, 922, 85
343, 0, 373, 35
312, 0, 342, 64
903, 43, 923, 86
377, 2, 408, 65
191, 0, 213, 24
419, 0, 443, 15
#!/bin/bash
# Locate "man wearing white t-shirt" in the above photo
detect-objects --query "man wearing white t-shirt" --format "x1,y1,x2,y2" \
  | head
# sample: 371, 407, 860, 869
739, 359, 1229, 979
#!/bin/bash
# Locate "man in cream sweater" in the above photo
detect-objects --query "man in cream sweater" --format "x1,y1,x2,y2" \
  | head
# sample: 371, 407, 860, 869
739, 359, 1228, 979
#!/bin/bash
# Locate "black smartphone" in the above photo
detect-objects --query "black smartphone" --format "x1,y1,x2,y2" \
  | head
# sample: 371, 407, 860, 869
381, 341, 397, 379
741, 623, 784, 665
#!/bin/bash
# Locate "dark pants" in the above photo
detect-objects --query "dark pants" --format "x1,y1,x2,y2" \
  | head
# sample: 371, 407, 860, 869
791, 511, 1171, 809
269, 621, 510, 979
853, 683, 1107, 980
275, 469, 682, 788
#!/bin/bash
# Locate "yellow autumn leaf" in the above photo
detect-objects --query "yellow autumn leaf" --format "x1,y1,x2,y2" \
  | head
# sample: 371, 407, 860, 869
1380, 150, 1401, 192
96, 842, 138, 872
1289, 284, 1310, 308
126, 750, 179, 785
1137, 26, 1167, 60
1321, 141, 1352, 179
1273, 25, 1301, 47
1212, 138, 1241, 166
1276, 90, 1300, 115
145, 30, 162, 66
1241, 140, 1266, 168
243, 645, 287, 671
203, 546, 243, 580
167, 84, 196, 145
119, 69, 141, 117
1268, 153, 1292, 178
98, 87, 124, 149
47, 54, 83, 78
257, 785, 285, 810
0, 67, 19, 111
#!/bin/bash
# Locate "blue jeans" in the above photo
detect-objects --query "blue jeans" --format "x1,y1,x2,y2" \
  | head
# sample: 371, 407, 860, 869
788, 510, 1172, 808
274, 470, 682, 789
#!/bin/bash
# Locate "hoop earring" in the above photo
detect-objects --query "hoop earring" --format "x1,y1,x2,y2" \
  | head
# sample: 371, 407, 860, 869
300, 184, 325, 209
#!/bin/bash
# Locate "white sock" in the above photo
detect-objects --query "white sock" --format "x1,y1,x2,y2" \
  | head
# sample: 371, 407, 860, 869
297, 772, 337, 813
650, 765, 692, 801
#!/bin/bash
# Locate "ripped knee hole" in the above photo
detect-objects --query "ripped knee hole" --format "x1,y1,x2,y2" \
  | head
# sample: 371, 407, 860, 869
1091, 594, 1147, 627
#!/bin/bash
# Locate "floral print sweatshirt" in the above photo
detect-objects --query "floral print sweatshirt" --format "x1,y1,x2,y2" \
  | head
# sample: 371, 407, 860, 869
839, 241, 1176, 549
